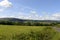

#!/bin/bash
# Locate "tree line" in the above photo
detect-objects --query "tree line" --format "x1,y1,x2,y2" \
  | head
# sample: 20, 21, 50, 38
0, 20, 58, 26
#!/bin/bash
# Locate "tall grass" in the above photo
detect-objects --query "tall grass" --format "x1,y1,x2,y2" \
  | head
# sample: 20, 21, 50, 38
12, 27, 56, 40
0, 25, 58, 40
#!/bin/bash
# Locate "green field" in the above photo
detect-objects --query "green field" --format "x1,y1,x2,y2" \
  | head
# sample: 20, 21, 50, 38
0, 25, 45, 35
0, 25, 60, 40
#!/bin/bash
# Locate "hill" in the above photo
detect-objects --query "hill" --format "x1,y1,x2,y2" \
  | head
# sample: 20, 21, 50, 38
0, 18, 60, 26
0, 18, 59, 22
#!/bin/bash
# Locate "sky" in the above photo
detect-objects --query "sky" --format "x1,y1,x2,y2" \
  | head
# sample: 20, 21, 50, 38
0, 0, 60, 20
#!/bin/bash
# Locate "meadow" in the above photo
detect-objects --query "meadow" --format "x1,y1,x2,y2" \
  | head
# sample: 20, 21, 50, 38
0, 25, 60, 40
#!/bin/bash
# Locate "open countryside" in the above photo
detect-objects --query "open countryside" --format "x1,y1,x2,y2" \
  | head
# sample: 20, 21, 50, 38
0, 0, 60, 40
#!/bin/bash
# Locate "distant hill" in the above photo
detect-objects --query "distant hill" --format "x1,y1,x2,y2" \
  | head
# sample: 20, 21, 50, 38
0, 18, 60, 26
0, 18, 25, 22
0, 18, 60, 22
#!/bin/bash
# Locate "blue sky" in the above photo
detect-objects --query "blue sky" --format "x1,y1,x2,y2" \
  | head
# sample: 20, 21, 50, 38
0, 0, 60, 20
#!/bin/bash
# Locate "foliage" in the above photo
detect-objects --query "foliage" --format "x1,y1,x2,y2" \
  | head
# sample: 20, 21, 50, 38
0, 20, 58, 26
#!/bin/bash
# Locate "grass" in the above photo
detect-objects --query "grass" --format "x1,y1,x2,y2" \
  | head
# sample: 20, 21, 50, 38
0, 25, 45, 40
0, 25, 59, 40
0, 25, 44, 33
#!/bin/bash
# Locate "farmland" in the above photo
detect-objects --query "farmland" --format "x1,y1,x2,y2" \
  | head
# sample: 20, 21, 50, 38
0, 25, 59, 40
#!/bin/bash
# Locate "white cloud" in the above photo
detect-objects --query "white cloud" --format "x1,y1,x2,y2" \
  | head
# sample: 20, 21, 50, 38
38, 13, 60, 20
52, 13, 60, 17
0, 0, 12, 8
52, 13, 60, 20
1, 11, 60, 20
18, 12, 60, 20
0, 0, 12, 12
16, 11, 42, 20
5, 11, 59, 20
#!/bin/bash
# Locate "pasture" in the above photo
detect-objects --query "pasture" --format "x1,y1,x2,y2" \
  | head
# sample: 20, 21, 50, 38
0, 25, 59, 40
